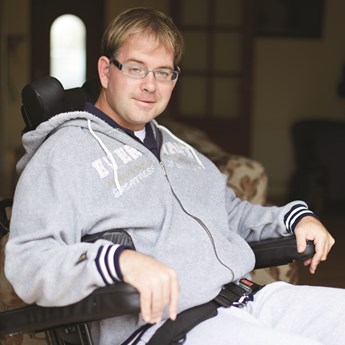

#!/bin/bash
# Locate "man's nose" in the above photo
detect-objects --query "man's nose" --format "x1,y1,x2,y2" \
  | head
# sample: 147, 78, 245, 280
141, 71, 157, 92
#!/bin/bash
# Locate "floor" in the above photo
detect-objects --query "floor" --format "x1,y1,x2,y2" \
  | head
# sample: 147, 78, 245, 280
296, 206, 345, 289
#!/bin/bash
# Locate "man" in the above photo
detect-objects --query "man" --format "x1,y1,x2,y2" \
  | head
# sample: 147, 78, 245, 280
5, 7, 343, 345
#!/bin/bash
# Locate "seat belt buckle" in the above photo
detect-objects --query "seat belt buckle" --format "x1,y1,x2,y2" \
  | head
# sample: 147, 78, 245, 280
238, 278, 264, 294
215, 278, 264, 308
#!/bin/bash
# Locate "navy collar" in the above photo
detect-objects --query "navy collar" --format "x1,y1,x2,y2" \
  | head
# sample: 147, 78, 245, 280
84, 102, 160, 159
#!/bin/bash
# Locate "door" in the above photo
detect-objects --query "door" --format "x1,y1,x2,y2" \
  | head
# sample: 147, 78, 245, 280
31, 0, 104, 83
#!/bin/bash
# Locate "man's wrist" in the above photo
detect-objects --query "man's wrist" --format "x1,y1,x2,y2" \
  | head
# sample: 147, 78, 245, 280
95, 244, 133, 285
284, 203, 318, 234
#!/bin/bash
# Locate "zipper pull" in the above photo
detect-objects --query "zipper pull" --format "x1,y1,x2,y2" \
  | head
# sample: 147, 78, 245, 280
160, 161, 167, 176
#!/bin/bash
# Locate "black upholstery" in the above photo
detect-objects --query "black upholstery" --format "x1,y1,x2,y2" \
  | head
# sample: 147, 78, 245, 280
0, 77, 316, 345
82, 78, 101, 104
21, 76, 101, 133
0, 284, 139, 336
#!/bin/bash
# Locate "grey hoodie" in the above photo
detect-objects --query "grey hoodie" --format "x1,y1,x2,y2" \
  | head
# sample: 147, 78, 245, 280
5, 111, 312, 344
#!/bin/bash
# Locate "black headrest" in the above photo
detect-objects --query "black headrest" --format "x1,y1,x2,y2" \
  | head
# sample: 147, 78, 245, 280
21, 76, 89, 132
82, 78, 101, 104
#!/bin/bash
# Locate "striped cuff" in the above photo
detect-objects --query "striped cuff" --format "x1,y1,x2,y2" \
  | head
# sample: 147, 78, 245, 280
95, 244, 131, 285
284, 204, 318, 234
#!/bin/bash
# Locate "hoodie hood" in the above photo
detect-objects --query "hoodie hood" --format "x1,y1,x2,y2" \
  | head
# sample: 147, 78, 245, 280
17, 111, 205, 197
18, 111, 129, 174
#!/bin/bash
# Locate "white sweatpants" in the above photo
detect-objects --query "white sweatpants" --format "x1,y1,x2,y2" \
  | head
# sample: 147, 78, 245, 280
137, 282, 345, 345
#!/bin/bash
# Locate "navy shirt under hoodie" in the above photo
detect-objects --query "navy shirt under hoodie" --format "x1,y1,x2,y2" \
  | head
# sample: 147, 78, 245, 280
84, 102, 160, 159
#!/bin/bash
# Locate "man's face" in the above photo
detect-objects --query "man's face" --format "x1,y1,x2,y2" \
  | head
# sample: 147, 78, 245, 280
96, 32, 177, 131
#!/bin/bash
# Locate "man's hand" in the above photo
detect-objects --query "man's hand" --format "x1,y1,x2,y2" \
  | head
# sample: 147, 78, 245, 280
119, 250, 179, 324
294, 216, 335, 274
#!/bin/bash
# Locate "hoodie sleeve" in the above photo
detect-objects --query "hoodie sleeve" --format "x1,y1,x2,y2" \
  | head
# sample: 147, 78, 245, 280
4, 130, 132, 307
223, 186, 316, 242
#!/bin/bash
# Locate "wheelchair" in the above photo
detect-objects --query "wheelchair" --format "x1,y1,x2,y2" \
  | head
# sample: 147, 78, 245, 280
0, 76, 316, 345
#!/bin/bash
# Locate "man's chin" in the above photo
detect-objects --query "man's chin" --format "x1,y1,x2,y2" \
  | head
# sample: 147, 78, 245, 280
131, 113, 161, 127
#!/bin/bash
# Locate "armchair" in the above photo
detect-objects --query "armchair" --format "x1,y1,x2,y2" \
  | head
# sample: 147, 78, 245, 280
0, 77, 315, 345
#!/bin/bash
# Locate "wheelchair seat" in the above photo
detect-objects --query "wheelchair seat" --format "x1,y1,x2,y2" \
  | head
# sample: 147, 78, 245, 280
0, 76, 315, 345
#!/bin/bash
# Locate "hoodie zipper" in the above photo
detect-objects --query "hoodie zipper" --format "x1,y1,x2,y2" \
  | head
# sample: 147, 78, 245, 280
159, 160, 233, 276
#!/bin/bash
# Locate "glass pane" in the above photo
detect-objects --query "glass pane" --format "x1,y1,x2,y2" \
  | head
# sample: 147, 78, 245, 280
179, 76, 207, 117
215, 0, 243, 26
181, 0, 208, 25
182, 32, 208, 70
212, 77, 239, 118
214, 32, 241, 72
50, 14, 86, 89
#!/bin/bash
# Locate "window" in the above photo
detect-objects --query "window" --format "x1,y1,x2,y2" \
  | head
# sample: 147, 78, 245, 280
170, 0, 253, 155
172, 0, 246, 119
50, 14, 86, 89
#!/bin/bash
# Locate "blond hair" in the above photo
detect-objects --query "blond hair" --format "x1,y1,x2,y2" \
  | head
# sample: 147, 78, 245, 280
101, 7, 184, 65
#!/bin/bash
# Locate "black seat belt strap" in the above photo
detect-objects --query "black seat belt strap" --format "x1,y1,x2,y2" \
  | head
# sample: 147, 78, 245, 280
146, 301, 218, 345
146, 278, 264, 345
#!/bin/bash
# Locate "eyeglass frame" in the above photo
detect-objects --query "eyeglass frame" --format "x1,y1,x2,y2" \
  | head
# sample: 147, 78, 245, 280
109, 58, 181, 82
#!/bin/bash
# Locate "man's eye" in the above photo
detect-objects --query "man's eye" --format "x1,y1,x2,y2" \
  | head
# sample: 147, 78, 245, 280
156, 70, 170, 77
129, 67, 143, 73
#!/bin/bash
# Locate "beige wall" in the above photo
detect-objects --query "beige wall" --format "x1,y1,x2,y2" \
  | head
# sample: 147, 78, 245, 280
252, 0, 345, 201
1, 0, 345, 202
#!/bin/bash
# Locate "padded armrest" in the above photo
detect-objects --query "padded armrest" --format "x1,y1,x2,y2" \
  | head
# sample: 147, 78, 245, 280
250, 236, 315, 269
0, 283, 139, 336
0, 236, 315, 336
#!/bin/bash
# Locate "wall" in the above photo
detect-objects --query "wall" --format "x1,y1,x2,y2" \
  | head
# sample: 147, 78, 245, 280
0, 0, 30, 197
105, 0, 169, 23
252, 1, 345, 202
1, 0, 345, 202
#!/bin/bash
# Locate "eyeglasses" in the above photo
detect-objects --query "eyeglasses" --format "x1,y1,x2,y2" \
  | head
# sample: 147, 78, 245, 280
109, 58, 180, 82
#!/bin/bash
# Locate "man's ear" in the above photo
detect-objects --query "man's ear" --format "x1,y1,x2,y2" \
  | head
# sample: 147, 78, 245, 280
98, 56, 111, 88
